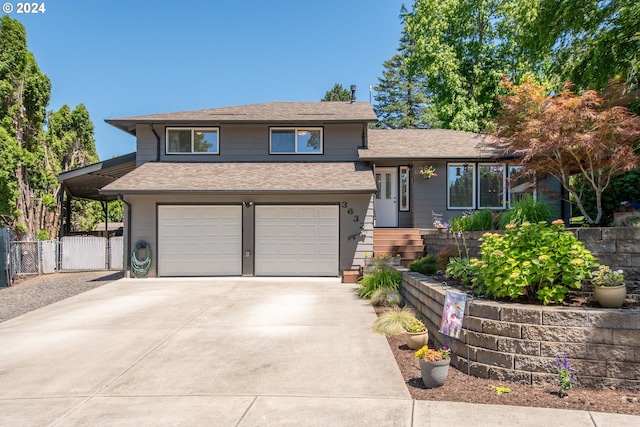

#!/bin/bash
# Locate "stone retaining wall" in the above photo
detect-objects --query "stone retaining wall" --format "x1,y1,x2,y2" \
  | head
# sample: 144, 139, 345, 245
401, 270, 640, 391
422, 227, 640, 289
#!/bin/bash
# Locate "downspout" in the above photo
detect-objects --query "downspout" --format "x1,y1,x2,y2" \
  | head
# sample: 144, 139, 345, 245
150, 124, 161, 162
118, 195, 132, 277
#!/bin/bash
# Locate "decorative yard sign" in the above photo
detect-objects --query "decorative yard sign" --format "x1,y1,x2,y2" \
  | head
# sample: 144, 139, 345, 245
440, 290, 467, 339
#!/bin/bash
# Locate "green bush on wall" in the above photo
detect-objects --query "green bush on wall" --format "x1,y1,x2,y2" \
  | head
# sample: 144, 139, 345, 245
473, 220, 596, 305
409, 255, 439, 276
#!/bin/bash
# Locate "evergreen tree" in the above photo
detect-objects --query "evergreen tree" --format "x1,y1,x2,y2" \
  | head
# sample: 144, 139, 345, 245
374, 31, 433, 129
321, 83, 352, 101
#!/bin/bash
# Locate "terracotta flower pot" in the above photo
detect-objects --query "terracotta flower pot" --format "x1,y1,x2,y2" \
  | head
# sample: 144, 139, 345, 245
594, 284, 626, 308
419, 358, 450, 388
404, 330, 428, 350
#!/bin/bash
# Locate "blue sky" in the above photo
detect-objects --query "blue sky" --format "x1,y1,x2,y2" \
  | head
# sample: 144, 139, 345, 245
8, 0, 407, 160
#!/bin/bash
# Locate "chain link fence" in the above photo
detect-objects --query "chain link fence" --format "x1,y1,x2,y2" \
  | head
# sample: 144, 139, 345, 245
5, 236, 123, 285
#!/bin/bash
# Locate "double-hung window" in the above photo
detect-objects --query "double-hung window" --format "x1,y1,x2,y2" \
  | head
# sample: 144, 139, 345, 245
270, 128, 323, 154
166, 128, 219, 154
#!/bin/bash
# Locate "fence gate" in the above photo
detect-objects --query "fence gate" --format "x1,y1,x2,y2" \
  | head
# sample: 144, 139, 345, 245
60, 236, 107, 270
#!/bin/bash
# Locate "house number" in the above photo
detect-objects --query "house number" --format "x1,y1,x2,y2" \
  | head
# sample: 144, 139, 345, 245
347, 208, 353, 215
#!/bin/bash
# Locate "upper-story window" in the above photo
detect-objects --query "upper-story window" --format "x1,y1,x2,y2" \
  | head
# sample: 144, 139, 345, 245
270, 128, 323, 154
166, 128, 219, 154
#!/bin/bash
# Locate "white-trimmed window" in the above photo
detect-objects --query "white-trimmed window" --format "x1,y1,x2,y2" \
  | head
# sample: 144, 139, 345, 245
400, 166, 410, 211
447, 163, 475, 209
166, 128, 219, 154
270, 128, 323, 154
478, 163, 506, 209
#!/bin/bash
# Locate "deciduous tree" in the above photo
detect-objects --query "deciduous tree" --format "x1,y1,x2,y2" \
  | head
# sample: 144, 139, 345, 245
0, 16, 99, 239
495, 79, 640, 224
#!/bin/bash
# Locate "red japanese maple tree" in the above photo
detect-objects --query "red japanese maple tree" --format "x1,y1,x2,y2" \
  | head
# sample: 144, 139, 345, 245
495, 79, 640, 224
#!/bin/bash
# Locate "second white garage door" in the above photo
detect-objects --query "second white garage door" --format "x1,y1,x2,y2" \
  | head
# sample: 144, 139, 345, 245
255, 205, 339, 276
158, 205, 242, 276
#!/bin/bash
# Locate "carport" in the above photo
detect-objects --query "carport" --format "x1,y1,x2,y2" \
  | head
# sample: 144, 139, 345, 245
57, 153, 136, 269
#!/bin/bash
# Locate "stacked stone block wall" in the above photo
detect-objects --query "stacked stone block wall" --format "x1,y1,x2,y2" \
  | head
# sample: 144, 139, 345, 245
401, 270, 640, 391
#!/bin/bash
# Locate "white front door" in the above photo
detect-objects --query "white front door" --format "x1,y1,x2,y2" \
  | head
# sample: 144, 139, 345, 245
374, 167, 398, 227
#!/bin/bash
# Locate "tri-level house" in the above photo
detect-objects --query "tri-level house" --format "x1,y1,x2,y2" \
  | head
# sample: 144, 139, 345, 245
59, 97, 564, 278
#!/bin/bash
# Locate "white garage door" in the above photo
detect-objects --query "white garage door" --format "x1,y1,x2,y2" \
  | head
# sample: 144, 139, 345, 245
158, 205, 242, 276
255, 205, 339, 276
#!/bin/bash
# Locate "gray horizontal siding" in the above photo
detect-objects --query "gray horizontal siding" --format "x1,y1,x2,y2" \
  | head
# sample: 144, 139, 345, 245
135, 123, 364, 165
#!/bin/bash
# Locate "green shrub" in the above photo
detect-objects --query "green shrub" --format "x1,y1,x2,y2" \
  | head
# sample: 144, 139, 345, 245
445, 257, 479, 286
36, 230, 49, 240
409, 255, 438, 275
450, 209, 493, 231
498, 195, 552, 229
437, 245, 460, 270
358, 267, 402, 299
475, 220, 596, 304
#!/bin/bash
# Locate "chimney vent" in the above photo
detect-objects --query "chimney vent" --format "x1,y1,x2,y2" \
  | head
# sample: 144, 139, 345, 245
350, 85, 356, 103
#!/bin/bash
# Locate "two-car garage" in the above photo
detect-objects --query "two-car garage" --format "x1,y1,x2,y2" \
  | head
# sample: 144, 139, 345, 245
157, 205, 339, 277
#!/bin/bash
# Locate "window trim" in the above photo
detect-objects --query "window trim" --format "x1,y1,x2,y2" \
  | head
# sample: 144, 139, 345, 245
477, 163, 507, 210
166, 127, 220, 155
399, 165, 410, 211
507, 165, 537, 206
269, 127, 324, 154
447, 162, 476, 210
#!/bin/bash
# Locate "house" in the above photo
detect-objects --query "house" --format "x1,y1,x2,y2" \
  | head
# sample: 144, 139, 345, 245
59, 98, 564, 279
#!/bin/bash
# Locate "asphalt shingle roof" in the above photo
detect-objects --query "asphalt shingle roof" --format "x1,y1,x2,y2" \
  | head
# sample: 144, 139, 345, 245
359, 129, 504, 160
100, 162, 376, 194
106, 102, 377, 134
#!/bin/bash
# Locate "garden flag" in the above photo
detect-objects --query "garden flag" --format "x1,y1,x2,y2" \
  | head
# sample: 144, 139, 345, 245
439, 290, 467, 339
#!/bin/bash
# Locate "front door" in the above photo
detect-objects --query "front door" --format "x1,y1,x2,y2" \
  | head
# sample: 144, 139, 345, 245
374, 167, 398, 227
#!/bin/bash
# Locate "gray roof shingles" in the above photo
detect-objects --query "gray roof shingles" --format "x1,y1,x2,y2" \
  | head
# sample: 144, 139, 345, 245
106, 102, 377, 134
360, 129, 504, 160
100, 162, 376, 194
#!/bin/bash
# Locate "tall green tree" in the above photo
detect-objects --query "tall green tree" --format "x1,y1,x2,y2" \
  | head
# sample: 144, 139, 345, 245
321, 83, 352, 101
522, 0, 640, 96
374, 30, 433, 129
0, 16, 98, 239
403, 0, 542, 132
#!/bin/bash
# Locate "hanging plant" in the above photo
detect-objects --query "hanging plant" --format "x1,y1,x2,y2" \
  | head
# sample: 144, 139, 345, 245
418, 165, 437, 179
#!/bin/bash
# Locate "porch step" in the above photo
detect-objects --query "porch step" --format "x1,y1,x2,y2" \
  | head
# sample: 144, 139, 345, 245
373, 228, 424, 266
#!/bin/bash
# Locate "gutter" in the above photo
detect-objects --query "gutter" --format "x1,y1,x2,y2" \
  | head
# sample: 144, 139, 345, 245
150, 124, 161, 162
118, 195, 132, 277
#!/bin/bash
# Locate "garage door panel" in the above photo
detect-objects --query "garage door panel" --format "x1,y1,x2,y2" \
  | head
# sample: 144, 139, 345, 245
158, 205, 242, 276
255, 205, 338, 276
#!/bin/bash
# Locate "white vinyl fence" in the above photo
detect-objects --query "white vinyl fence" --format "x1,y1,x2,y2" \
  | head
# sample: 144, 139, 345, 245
7, 236, 123, 285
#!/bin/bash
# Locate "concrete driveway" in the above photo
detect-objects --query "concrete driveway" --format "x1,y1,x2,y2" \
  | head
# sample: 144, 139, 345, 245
0, 277, 412, 426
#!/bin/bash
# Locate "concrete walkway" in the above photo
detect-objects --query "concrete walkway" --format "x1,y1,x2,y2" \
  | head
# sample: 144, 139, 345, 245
0, 277, 637, 426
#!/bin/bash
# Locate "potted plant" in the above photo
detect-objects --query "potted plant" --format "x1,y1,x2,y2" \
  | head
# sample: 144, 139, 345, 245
371, 306, 429, 350
592, 265, 626, 308
415, 345, 451, 388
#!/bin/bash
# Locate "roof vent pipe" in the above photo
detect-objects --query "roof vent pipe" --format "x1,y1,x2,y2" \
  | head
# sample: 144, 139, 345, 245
350, 85, 356, 103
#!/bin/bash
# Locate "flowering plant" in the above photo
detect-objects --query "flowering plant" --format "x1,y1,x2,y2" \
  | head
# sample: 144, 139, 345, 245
415, 345, 451, 362
406, 317, 427, 333
433, 219, 450, 229
556, 354, 575, 397
591, 265, 624, 287
418, 165, 437, 179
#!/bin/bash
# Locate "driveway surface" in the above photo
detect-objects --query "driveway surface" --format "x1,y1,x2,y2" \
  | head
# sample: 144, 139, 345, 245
0, 277, 411, 426
1, 277, 638, 427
